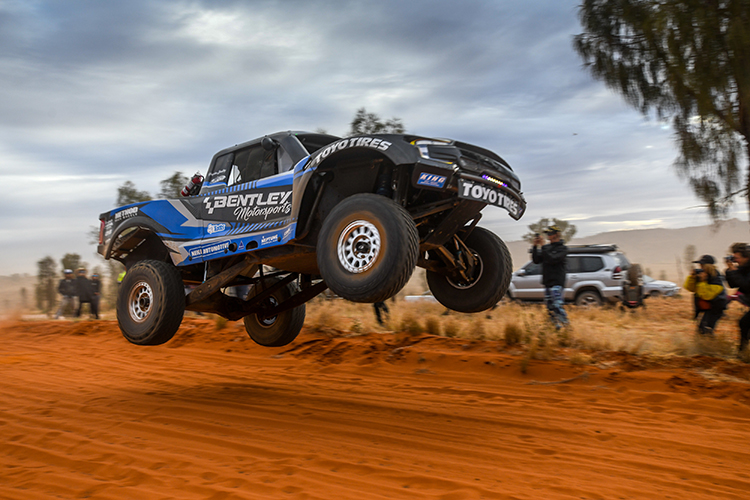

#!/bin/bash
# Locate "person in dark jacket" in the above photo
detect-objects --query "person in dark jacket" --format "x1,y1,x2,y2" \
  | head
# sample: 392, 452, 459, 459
75, 268, 97, 319
54, 269, 76, 319
90, 272, 101, 319
532, 225, 569, 328
683, 255, 727, 336
725, 243, 750, 354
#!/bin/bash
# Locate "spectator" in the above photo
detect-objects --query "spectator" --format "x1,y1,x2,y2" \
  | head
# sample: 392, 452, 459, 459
54, 269, 76, 319
725, 243, 750, 354
683, 255, 727, 336
75, 268, 97, 319
90, 273, 101, 319
532, 225, 569, 329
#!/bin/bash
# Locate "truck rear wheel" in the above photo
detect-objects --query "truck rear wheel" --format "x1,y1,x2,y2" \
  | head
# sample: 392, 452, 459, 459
317, 193, 419, 303
427, 228, 512, 313
243, 277, 305, 347
117, 260, 185, 346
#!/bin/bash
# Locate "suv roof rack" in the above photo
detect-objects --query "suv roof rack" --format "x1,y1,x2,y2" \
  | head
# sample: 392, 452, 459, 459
566, 244, 619, 254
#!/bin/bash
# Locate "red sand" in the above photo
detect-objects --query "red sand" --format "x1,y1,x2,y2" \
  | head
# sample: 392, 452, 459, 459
2, 318, 750, 499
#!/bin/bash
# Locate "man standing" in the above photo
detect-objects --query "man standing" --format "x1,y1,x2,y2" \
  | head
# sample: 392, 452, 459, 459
532, 225, 569, 329
54, 269, 76, 319
75, 268, 95, 319
90, 272, 101, 320
725, 243, 750, 355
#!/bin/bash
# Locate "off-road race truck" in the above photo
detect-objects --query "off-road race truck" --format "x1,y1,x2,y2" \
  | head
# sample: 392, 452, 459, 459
98, 131, 526, 348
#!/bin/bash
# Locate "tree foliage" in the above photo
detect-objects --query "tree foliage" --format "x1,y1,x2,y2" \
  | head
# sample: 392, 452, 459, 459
522, 218, 578, 243
574, 0, 750, 219
116, 180, 152, 206
61, 253, 81, 273
35, 256, 56, 313
349, 108, 405, 136
158, 171, 189, 199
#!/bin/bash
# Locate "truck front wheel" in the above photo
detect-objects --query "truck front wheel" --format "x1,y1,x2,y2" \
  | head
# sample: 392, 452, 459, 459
317, 193, 419, 303
117, 260, 185, 346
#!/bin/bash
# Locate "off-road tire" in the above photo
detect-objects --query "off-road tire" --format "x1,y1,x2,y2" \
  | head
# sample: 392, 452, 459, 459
575, 290, 602, 307
117, 260, 185, 346
317, 193, 419, 303
243, 277, 305, 347
426, 227, 512, 313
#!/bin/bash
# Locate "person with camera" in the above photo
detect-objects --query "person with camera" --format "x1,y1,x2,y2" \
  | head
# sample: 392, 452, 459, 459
725, 243, 750, 354
532, 225, 569, 329
54, 269, 76, 319
683, 255, 727, 336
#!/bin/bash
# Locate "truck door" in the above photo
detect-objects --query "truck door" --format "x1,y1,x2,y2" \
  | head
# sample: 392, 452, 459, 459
196, 143, 295, 262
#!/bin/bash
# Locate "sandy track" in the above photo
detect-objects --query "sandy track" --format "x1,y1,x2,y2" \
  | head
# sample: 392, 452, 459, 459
2, 318, 750, 499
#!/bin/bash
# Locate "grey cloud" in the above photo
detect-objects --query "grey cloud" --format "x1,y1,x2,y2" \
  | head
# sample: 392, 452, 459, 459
0, 0, 737, 275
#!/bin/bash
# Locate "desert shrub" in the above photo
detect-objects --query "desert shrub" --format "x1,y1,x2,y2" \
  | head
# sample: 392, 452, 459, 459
504, 322, 523, 345
692, 334, 736, 358
350, 318, 363, 334
443, 320, 459, 338
400, 314, 422, 336
307, 307, 333, 332
469, 319, 486, 340
569, 352, 593, 366
424, 316, 441, 336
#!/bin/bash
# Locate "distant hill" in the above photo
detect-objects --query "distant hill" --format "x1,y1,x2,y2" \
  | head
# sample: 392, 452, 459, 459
505, 218, 750, 282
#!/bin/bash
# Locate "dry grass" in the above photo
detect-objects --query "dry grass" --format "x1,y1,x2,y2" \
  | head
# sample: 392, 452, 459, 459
305, 294, 748, 362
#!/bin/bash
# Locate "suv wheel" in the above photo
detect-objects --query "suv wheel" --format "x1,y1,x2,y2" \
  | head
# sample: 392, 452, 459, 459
243, 277, 305, 347
426, 227, 512, 313
575, 290, 602, 307
117, 260, 185, 345
317, 193, 418, 303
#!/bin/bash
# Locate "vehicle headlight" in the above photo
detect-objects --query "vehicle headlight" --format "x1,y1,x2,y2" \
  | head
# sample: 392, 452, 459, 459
412, 139, 455, 163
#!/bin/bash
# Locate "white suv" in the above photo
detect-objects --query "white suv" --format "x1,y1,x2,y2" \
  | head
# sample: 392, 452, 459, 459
508, 244, 631, 306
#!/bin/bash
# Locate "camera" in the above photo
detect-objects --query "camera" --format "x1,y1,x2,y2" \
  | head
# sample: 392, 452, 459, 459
725, 255, 736, 263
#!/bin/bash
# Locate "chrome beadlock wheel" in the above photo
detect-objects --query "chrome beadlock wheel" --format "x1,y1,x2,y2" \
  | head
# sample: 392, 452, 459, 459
337, 220, 381, 273
128, 281, 153, 323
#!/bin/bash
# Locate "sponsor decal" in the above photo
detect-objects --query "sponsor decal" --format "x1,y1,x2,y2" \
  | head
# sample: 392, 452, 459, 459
417, 172, 447, 189
260, 234, 279, 246
114, 206, 139, 221
203, 191, 292, 221
207, 168, 228, 184
308, 137, 393, 169
207, 223, 227, 235
458, 179, 520, 217
190, 241, 230, 258
282, 225, 293, 241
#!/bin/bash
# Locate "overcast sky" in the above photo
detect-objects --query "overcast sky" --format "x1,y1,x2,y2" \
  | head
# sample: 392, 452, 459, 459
1, 0, 747, 276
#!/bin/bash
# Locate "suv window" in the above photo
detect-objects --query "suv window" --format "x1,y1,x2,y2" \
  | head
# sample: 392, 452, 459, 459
580, 256, 604, 272
522, 262, 542, 276
567, 256, 580, 273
